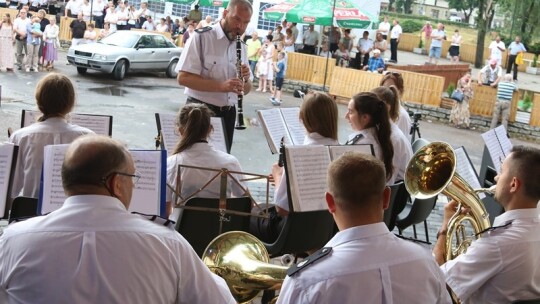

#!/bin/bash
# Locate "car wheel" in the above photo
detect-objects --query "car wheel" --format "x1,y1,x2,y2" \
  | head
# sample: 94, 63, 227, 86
166, 59, 178, 78
112, 60, 127, 80
77, 67, 87, 74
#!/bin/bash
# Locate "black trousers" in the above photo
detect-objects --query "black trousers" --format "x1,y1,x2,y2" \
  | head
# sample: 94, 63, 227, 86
506, 54, 519, 80
186, 97, 235, 153
390, 38, 398, 62
302, 44, 316, 55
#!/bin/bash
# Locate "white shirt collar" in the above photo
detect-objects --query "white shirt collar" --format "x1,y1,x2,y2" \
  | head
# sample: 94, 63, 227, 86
62, 195, 127, 211
327, 222, 390, 247
493, 208, 540, 226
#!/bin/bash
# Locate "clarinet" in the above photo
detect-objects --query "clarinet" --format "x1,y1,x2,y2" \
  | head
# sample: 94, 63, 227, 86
277, 137, 285, 167
234, 33, 247, 130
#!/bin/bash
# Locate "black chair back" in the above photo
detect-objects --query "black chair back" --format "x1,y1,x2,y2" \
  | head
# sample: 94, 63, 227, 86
384, 182, 409, 231
8, 197, 38, 224
513, 299, 540, 304
263, 210, 335, 258
175, 197, 252, 257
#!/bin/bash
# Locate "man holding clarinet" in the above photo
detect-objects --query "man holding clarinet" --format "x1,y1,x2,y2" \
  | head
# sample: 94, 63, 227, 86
176, 0, 253, 153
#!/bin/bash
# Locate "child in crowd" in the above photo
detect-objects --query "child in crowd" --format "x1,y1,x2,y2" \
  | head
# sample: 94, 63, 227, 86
84, 24, 97, 43
30, 16, 42, 45
335, 42, 350, 67
256, 49, 269, 92
270, 51, 286, 106
319, 43, 330, 57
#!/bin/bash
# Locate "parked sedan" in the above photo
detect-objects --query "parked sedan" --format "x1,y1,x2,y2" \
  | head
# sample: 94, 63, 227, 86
67, 31, 182, 80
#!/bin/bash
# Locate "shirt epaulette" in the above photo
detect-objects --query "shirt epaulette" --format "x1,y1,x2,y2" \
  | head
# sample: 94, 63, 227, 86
195, 26, 212, 34
287, 247, 332, 277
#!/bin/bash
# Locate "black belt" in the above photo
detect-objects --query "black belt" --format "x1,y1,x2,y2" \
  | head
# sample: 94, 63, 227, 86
186, 96, 234, 112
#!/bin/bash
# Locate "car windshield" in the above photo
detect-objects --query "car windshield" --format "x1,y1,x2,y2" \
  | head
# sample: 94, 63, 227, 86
99, 32, 140, 48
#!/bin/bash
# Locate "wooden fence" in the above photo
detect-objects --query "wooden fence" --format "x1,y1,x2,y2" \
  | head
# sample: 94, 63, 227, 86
328, 67, 445, 107
59, 17, 98, 41
287, 52, 336, 86
389, 64, 469, 91
469, 84, 518, 122
530, 94, 540, 127
400, 33, 536, 72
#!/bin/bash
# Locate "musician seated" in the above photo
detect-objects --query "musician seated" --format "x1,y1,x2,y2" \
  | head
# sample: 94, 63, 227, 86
0, 135, 235, 303
9, 73, 94, 199
277, 152, 450, 303
250, 93, 338, 243
433, 146, 540, 303
166, 103, 246, 220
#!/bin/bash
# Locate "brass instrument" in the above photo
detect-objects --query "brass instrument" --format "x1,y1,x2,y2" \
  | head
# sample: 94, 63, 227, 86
202, 231, 288, 303
235, 33, 247, 130
404, 142, 491, 261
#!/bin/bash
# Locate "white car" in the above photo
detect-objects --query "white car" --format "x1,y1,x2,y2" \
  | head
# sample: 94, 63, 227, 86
67, 31, 182, 80
449, 15, 462, 22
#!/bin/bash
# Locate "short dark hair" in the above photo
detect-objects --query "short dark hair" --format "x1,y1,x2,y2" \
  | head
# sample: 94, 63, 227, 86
35, 73, 75, 121
328, 152, 386, 209
62, 135, 130, 191
509, 146, 540, 200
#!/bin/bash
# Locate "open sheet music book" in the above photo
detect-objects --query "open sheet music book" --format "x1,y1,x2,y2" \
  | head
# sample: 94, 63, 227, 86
39, 145, 166, 216
454, 146, 485, 199
480, 125, 512, 173
0, 144, 18, 218
285, 144, 374, 212
257, 107, 307, 154
155, 113, 228, 155
21, 109, 113, 136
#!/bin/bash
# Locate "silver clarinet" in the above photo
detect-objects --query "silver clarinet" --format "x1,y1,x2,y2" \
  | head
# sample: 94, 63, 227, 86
235, 33, 247, 130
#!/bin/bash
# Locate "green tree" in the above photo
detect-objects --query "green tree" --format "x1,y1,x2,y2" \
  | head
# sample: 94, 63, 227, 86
475, 0, 497, 68
448, 0, 479, 24
498, 0, 540, 46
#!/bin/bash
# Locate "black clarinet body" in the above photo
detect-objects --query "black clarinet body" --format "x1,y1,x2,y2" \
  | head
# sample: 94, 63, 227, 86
235, 33, 247, 130
278, 137, 285, 167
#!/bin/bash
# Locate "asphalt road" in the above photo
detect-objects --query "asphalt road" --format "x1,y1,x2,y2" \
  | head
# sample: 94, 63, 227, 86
1, 51, 539, 176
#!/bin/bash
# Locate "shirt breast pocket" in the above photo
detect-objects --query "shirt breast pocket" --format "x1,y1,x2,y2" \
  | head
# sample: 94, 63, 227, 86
202, 55, 221, 80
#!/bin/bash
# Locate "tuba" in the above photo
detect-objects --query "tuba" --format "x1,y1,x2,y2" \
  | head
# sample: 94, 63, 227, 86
404, 142, 491, 261
202, 231, 288, 304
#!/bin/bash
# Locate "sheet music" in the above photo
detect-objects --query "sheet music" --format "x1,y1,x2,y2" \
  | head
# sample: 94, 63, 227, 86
280, 107, 306, 145
40, 148, 165, 216
156, 113, 179, 155
69, 114, 112, 136
0, 144, 16, 216
130, 150, 165, 216
156, 113, 228, 155
481, 125, 513, 173
285, 145, 331, 212
209, 117, 228, 153
257, 109, 292, 154
454, 147, 485, 199
328, 144, 374, 160
22, 110, 112, 136
40, 144, 69, 215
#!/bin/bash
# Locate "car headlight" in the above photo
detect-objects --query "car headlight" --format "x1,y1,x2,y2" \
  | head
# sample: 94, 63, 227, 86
93, 54, 107, 61
67, 48, 74, 56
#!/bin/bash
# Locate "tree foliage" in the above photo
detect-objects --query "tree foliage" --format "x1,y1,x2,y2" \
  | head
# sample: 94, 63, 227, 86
448, 0, 479, 23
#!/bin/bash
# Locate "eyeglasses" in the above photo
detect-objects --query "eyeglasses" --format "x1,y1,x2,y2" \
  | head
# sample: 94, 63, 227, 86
102, 171, 141, 185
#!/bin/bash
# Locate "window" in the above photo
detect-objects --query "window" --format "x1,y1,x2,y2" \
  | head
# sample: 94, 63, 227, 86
172, 4, 191, 19
199, 6, 220, 21
152, 35, 169, 48
258, 2, 280, 31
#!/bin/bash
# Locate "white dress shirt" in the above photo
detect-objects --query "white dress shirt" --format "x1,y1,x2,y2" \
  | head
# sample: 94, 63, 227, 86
277, 223, 451, 304
441, 209, 540, 304
390, 24, 402, 39
274, 133, 338, 212
396, 105, 412, 142
176, 22, 251, 107
489, 41, 506, 62
166, 142, 245, 218
9, 117, 93, 199
390, 123, 413, 182
378, 21, 390, 36
0, 195, 235, 304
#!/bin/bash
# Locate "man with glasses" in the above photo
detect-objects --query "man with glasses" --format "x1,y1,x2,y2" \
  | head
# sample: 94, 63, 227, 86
0, 135, 235, 304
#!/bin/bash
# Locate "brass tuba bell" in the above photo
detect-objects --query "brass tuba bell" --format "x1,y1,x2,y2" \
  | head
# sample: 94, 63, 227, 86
404, 142, 491, 261
202, 231, 288, 303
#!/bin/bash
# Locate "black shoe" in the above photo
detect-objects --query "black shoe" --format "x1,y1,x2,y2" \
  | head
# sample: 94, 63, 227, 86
17, 66, 22, 70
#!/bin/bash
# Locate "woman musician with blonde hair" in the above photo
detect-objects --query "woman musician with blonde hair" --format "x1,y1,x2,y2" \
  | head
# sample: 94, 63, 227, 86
165, 103, 246, 220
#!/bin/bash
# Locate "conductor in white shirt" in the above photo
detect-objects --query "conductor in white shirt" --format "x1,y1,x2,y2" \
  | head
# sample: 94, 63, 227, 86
277, 152, 450, 304
0, 135, 236, 304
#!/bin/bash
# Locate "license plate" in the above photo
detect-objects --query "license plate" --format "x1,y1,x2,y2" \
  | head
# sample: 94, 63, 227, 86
74, 58, 88, 64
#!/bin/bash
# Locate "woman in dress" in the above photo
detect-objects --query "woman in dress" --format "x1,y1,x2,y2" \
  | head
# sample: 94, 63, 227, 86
37, 9, 49, 67
9, 73, 94, 199
450, 72, 473, 129
165, 103, 246, 221
0, 13, 15, 71
380, 72, 412, 142
449, 29, 462, 63
283, 27, 295, 53
345, 92, 395, 184
43, 16, 59, 70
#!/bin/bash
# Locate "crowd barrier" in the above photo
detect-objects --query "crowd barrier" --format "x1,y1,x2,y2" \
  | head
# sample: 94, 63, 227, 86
389, 63, 469, 91
59, 17, 98, 41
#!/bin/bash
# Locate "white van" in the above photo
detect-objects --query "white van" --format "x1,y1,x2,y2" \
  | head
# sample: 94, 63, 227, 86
449, 15, 462, 22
